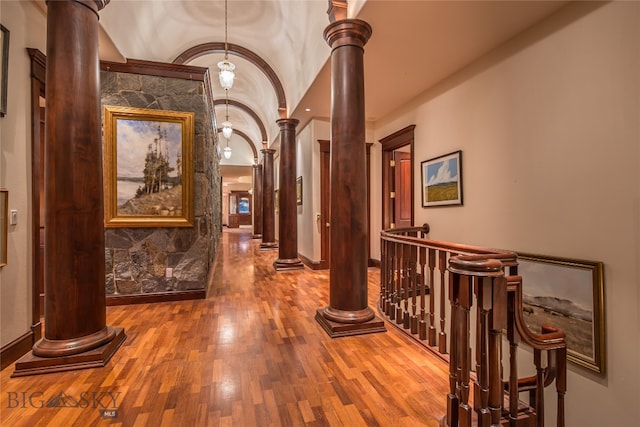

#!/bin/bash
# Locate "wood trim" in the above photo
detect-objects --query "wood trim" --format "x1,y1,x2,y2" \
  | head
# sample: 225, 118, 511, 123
368, 258, 381, 268
28, 48, 45, 345
0, 328, 37, 370
106, 290, 206, 306
299, 252, 326, 270
380, 125, 415, 229
172, 42, 287, 115
101, 58, 208, 81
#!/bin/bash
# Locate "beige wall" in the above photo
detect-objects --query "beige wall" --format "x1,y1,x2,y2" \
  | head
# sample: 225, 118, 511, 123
296, 119, 329, 263
0, 1, 46, 348
370, 2, 639, 426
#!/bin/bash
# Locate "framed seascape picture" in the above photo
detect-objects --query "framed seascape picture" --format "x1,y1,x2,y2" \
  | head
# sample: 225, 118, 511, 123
421, 150, 462, 207
103, 105, 194, 227
296, 176, 303, 205
517, 253, 605, 374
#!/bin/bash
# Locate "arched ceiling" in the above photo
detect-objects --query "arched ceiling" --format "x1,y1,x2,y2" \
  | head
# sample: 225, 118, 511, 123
97, 0, 569, 178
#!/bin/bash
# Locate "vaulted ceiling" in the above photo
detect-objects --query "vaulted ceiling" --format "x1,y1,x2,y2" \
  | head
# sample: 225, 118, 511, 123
96, 0, 567, 180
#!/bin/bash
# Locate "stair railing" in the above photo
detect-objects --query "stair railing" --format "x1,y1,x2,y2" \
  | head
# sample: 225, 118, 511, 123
380, 226, 567, 426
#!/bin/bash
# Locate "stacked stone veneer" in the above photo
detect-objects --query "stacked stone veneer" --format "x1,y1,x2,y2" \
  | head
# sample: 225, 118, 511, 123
101, 70, 221, 295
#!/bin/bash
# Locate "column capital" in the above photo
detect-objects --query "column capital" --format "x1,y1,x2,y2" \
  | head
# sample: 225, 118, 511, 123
324, 19, 372, 50
47, 0, 110, 14
261, 148, 276, 155
276, 117, 300, 129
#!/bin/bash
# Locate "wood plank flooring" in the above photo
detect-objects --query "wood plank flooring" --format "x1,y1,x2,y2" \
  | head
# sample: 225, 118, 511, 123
0, 228, 449, 426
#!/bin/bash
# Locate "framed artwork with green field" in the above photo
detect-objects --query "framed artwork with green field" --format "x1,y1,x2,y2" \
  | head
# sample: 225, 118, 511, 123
421, 150, 462, 207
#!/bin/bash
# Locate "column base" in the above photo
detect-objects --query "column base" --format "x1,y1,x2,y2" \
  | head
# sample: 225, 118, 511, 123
315, 309, 386, 338
274, 258, 304, 271
11, 327, 126, 377
251, 234, 262, 239
260, 241, 278, 250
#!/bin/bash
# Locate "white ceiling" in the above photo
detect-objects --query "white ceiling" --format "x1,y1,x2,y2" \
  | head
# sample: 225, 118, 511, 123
97, 0, 568, 184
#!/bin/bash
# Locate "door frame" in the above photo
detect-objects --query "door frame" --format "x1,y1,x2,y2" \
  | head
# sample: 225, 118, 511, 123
319, 140, 373, 269
380, 125, 415, 230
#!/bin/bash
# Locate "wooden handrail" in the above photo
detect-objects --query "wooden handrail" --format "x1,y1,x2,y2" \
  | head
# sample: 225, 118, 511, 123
379, 226, 567, 427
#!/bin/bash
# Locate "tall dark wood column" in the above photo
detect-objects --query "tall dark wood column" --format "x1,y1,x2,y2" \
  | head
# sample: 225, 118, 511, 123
13, 0, 125, 377
252, 163, 263, 239
315, 17, 385, 337
274, 118, 304, 271
260, 148, 278, 249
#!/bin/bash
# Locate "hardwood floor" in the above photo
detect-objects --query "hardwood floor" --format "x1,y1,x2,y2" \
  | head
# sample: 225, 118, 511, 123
0, 229, 449, 426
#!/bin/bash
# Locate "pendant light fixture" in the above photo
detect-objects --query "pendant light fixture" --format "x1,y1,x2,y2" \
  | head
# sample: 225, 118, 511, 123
218, 0, 235, 90
222, 91, 232, 159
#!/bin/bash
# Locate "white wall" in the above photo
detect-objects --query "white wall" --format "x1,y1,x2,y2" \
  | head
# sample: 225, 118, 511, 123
296, 119, 329, 263
0, 1, 46, 348
370, 2, 639, 426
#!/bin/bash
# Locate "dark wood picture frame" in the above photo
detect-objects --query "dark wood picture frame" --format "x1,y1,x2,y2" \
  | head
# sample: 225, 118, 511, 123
421, 150, 462, 207
0, 24, 10, 117
518, 253, 606, 374
103, 105, 194, 227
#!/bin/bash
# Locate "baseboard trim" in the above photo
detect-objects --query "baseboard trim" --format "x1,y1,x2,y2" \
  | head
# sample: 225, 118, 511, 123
1, 330, 36, 371
369, 258, 381, 268
298, 253, 327, 270
106, 289, 206, 306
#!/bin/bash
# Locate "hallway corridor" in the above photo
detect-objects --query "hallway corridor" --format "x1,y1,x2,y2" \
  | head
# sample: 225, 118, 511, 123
1, 229, 449, 426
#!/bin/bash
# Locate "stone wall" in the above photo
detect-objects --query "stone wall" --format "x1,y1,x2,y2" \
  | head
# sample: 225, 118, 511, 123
101, 70, 221, 295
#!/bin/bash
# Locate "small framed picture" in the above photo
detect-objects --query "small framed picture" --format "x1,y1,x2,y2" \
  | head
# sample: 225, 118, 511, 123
421, 150, 462, 207
0, 24, 10, 117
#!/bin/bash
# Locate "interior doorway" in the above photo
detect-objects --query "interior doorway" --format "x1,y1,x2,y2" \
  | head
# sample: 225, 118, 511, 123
319, 140, 373, 269
29, 50, 46, 327
380, 125, 415, 229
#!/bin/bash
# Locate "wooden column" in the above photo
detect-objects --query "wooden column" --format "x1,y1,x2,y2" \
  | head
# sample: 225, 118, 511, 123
274, 118, 303, 271
252, 163, 263, 239
260, 148, 277, 249
315, 18, 385, 337
13, 0, 125, 377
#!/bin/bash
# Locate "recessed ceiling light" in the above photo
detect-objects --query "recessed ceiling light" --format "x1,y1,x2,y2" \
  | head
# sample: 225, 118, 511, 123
305, 108, 311, 112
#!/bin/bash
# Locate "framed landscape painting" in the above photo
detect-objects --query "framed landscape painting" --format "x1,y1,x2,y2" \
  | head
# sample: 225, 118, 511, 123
421, 150, 462, 207
103, 105, 194, 227
517, 253, 605, 374
296, 176, 303, 205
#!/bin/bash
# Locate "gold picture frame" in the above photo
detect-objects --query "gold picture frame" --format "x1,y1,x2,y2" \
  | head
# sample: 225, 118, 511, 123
517, 253, 606, 374
0, 189, 7, 267
296, 176, 303, 205
103, 105, 194, 227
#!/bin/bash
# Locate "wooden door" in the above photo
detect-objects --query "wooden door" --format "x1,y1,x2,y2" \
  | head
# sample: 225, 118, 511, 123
394, 151, 412, 228
380, 125, 415, 229
320, 141, 330, 269
39, 106, 45, 316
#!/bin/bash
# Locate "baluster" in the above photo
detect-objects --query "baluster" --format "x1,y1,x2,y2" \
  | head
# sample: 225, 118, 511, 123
418, 246, 427, 339
428, 248, 436, 346
456, 274, 473, 427
380, 238, 387, 310
489, 276, 507, 426
445, 275, 459, 427
474, 276, 490, 426
395, 243, 405, 325
387, 241, 397, 319
557, 347, 567, 427
439, 250, 448, 354
410, 245, 421, 334
534, 348, 544, 427
507, 279, 520, 425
